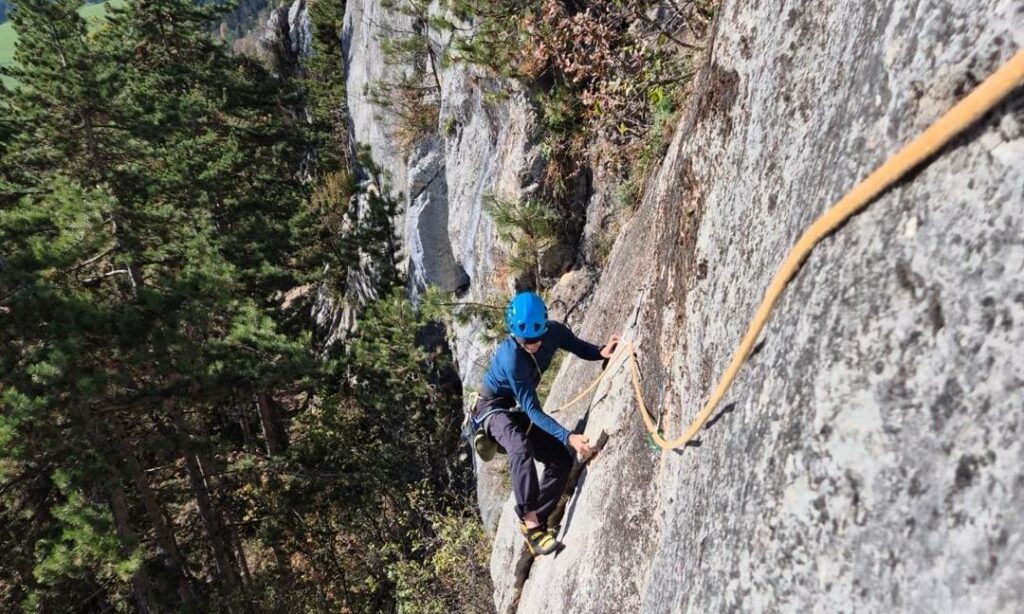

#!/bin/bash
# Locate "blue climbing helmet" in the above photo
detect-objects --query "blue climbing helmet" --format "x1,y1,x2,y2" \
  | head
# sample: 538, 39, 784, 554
505, 291, 548, 339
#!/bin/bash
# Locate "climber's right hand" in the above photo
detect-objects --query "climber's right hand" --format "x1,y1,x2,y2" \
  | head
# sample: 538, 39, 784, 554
568, 433, 597, 461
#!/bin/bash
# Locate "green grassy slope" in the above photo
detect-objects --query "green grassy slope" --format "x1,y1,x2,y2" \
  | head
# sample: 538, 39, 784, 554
79, 0, 124, 20
1, 0, 125, 88
0, 18, 14, 88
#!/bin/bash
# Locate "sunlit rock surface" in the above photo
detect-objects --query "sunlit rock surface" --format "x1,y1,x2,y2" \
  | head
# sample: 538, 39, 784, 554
491, 1, 1024, 612
333, 0, 1022, 610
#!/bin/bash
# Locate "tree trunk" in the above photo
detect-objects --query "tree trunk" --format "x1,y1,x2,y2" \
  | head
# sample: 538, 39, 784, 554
239, 405, 257, 454
255, 392, 286, 456
110, 421, 199, 605
234, 533, 253, 594
170, 404, 242, 609
109, 481, 156, 613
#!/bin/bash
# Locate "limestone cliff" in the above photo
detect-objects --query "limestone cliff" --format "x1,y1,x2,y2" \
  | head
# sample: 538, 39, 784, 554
330, 0, 1023, 611
491, 1, 1024, 612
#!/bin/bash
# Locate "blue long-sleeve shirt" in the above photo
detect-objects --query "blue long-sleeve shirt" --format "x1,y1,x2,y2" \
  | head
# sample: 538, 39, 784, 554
479, 321, 604, 443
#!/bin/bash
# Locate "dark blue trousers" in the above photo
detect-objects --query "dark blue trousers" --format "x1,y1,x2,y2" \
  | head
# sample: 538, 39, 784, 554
487, 411, 572, 525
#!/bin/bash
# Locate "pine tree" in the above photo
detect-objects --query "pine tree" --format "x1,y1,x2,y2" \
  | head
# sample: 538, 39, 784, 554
1, 1, 485, 611
304, 0, 352, 172
0, 0, 118, 193
0, 3, 137, 609
1, 1, 314, 610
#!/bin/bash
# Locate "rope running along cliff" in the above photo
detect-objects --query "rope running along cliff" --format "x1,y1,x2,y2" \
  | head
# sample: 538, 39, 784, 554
551, 51, 1024, 451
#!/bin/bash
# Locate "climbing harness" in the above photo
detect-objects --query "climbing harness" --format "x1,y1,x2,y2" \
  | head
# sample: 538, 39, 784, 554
468, 337, 545, 462
466, 391, 510, 462
553, 51, 1024, 451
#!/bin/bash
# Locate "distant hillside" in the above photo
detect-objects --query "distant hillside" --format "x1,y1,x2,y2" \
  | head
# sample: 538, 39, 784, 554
1, 0, 108, 24
0, 1, 122, 88
1, 0, 273, 89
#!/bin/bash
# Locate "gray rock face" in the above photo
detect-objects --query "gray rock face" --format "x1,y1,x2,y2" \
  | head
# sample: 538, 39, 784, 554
257, 6, 291, 63
286, 0, 310, 59
306, 0, 409, 346
491, 1, 1024, 612
440, 67, 544, 300
255, 0, 309, 74
341, 0, 455, 303
311, 181, 395, 347
342, 0, 412, 199
406, 136, 470, 294
336, 3, 550, 361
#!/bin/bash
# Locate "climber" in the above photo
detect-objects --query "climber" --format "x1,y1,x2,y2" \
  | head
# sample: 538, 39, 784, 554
473, 291, 620, 555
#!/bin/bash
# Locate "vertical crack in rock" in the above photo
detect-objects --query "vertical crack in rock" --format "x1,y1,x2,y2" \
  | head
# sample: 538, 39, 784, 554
501, 432, 610, 614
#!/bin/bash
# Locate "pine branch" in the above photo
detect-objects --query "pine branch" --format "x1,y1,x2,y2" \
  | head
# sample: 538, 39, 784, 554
81, 268, 132, 285
437, 301, 502, 310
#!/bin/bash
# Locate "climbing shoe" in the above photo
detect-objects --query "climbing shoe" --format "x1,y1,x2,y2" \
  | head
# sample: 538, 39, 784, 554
518, 521, 558, 556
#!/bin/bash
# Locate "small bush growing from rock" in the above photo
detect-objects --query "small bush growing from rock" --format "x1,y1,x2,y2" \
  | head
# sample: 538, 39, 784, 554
485, 195, 562, 288
369, 0, 441, 156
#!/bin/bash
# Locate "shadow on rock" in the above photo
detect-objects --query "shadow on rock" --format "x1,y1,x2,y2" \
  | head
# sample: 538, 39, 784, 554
705, 402, 737, 429
557, 462, 591, 541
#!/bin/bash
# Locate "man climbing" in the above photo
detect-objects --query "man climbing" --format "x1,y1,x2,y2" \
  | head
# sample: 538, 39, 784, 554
474, 291, 620, 555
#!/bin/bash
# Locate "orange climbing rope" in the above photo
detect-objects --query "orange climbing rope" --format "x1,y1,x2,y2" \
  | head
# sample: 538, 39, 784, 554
554, 50, 1024, 450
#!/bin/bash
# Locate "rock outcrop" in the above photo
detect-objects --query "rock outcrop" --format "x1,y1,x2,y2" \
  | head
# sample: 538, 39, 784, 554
326, 0, 1022, 610
335, 0, 555, 529
341, 0, 413, 200
489, 1, 1024, 612
286, 0, 310, 59
255, 0, 309, 75
314, 179, 398, 346
405, 135, 470, 295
